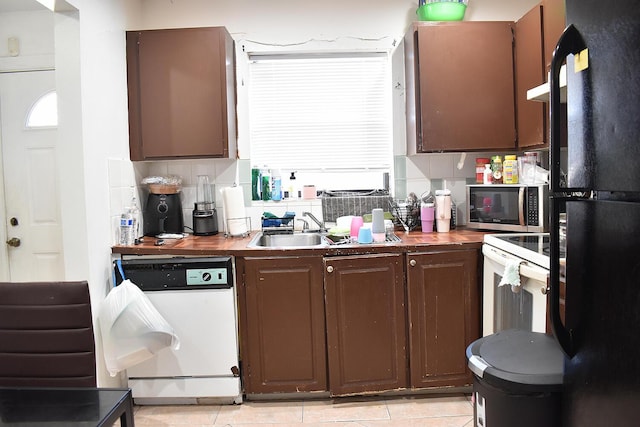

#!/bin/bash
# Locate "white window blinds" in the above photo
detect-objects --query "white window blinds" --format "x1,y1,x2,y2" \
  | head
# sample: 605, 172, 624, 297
249, 53, 392, 171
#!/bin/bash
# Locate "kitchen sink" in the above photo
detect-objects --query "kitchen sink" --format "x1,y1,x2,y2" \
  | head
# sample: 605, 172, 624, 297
247, 232, 330, 248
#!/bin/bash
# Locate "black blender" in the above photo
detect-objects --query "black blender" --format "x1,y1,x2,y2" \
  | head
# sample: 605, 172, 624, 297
192, 175, 218, 235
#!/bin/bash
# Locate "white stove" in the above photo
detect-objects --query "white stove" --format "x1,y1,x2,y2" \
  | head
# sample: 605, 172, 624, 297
484, 233, 552, 269
482, 233, 556, 336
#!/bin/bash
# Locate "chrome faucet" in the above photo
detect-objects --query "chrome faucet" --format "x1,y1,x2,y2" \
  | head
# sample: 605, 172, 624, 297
302, 211, 326, 232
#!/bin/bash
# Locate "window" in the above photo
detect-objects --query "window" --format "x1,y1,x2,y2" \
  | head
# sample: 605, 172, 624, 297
26, 90, 58, 128
249, 53, 392, 177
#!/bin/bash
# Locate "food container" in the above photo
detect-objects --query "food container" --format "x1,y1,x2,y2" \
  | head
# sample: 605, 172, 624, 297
302, 185, 317, 200
417, 1, 468, 21
435, 190, 452, 233
476, 157, 490, 184
142, 176, 182, 194
519, 152, 538, 184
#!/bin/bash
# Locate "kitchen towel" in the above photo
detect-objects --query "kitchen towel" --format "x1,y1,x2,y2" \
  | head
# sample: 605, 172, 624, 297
221, 186, 248, 236
499, 259, 523, 293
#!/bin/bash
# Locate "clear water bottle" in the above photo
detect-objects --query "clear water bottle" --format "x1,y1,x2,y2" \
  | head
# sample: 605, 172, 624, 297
129, 194, 141, 240
119, 211, 134, 245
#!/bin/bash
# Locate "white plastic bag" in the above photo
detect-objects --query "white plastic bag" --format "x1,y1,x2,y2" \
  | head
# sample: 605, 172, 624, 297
99, 279, 180, 376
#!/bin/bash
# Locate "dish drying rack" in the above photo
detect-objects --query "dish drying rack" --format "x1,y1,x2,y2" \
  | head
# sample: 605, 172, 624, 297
389, 199, 421, 231
261, 213, 296, 235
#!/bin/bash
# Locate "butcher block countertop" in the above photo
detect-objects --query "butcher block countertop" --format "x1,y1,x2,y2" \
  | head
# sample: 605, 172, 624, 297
112, 228, 488, 257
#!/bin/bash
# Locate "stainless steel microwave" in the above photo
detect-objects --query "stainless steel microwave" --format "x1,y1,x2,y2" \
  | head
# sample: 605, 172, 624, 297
466, 184, 548, 232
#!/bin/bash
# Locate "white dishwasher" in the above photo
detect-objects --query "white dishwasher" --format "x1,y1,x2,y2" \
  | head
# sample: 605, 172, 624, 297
115, 256, 242, 405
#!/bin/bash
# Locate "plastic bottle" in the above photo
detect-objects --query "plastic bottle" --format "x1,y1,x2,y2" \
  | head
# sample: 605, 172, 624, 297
288, 172, 298, 199
260, 167, 271, 201
119, 211, 134, 245
271, 170, 282, 201
129, 192, 141, 240
475, 157, 490, 184
251, 166, 261, 200
491, 155, 503, 184
483, 164, 493, 184
503, 155, 518, 184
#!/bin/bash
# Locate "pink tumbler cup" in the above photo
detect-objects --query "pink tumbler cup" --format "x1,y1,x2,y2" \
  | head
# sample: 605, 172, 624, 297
350, 216, 364, 241
421, 203, 435, 233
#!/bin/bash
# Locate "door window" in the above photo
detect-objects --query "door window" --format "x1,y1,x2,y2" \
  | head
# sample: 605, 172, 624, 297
26, 91, 57, 128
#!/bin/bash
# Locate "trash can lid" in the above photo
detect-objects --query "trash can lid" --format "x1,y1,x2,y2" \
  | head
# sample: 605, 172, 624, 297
466, 329, 564, 391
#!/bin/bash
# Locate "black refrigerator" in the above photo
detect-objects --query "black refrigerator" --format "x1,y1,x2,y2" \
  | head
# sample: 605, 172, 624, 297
548, 1, 640, 426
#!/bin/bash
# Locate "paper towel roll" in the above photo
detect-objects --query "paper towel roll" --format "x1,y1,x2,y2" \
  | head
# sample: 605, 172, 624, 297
221, 186, 248, 236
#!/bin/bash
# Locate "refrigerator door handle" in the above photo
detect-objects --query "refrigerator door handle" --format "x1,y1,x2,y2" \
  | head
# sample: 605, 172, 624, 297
550, 24, 587, 194
549, 24, 588, 358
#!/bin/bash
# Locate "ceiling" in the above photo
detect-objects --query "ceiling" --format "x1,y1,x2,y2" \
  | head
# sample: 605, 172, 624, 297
0, 0, 47, 13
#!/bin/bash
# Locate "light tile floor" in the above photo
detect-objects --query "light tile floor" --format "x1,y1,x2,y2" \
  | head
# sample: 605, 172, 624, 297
128, 394, 474, 426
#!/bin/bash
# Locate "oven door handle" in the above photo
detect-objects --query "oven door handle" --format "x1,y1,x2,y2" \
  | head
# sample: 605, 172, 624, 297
482, 245, 548, 283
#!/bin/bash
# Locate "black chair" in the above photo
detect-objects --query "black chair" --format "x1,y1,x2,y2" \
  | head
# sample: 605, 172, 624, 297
0, 281, 97, 387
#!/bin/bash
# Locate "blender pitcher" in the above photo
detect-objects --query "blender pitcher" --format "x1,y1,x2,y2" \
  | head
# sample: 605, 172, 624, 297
193, 175, 218, 235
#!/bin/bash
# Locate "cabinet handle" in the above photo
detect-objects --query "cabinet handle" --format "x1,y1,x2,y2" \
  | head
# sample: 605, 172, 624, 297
409, 259, 417, 267
326, 266, 334, 273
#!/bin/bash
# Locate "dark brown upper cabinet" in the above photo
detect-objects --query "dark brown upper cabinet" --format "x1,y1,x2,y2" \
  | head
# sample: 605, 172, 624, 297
404, 21, 516, 153
515, 5, 547, 149
517, 1, 567, 148
542, 0, 567, 73
126, 27, 237, 160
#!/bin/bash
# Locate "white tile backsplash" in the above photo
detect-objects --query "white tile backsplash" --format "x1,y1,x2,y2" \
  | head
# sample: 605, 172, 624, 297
429, 153, 455, 178
110, 148, 483, 239
146, 161, 169, 177
166, 161, 193, 186
107, 158, 140, 244
406, 155, 430, 180
215, 159, 238, 184
452, 153, 477, 178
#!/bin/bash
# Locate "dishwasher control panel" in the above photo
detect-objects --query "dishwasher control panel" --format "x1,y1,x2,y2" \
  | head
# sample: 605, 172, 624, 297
186, 267, 228, 286
115, 256, 233, 290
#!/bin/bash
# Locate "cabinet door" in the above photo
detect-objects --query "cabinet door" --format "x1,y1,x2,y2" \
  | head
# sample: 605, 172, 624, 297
324, 254, 407, 396
515, 5, 547, 149
406, 249, 479, 388
542, 0, 566, 73
126, 27, 236, 160
238, 256, 327, 394
406, 22, 516, 152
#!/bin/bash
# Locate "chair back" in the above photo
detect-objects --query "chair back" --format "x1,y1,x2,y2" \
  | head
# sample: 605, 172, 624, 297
0, 281, 96, 387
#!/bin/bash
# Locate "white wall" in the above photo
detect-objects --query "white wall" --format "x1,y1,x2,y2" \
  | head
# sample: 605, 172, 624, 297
57, 0, 136, 387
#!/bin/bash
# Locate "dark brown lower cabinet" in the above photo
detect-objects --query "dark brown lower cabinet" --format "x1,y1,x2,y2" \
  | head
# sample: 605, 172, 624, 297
406, 249, 480, 388
324, 254, 407, 396
238, 256, 327, 394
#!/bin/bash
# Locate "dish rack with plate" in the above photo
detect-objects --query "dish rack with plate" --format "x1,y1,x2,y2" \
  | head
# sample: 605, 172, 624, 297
261, 212, 296, 235
389, 199, 421, 231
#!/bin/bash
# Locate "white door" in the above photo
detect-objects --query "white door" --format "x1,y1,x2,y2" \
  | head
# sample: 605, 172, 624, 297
0, 70, 65, 281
